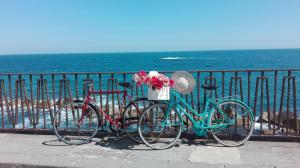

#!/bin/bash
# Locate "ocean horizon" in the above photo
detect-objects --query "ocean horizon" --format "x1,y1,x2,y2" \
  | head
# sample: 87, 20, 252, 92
0, 48, 300, 73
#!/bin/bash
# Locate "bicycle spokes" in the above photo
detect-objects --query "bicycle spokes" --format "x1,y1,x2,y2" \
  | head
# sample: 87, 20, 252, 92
53, 102, 99, 145
138, 103, 182, 149
210, 101, 254, 146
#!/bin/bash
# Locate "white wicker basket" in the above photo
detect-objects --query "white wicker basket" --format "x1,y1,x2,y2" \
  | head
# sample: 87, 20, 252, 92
147, 86, 170, 100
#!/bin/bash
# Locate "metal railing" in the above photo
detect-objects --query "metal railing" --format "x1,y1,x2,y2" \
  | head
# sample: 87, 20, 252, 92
0, 69, 299, 138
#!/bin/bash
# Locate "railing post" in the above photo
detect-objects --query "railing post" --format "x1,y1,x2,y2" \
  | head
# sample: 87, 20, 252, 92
292, 74, 298, 134
29, 74, 36, 129
57, 75, 73, 107
15, 75, 32, 128
99, 74, 104, 131
0, 79, 12, 128
36, 77, 53, 128
106, 77, 122, 117
8, 75, 14, 128
278, 71, 297, 135
222, 72, 225, 98
253, 71, 270, 134
51, 74, 56, 126
203, 73, 218, 111
123, 73, 127, 107
75, 74, 78, 100
197, 72, 201, 113
57, 74, 72, 130
229, 72, 244, 101
273, 71, 278, 134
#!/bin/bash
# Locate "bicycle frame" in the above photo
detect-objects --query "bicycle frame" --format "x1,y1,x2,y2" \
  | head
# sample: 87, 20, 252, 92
163, 89, 238, 130
78, 84, 136, 127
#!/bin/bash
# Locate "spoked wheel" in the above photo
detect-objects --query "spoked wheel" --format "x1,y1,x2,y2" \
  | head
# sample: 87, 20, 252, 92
138, 103, 182, 149
53, 101, 100, 145
122, 98, 152, 143
209, 100, 254, 147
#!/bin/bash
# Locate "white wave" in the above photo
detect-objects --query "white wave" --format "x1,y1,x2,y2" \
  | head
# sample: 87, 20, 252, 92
161, 57, 217, 60
161, 57, 184, 60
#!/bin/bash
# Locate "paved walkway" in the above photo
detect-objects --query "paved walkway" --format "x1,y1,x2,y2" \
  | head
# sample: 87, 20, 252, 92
0, 133, 299, 168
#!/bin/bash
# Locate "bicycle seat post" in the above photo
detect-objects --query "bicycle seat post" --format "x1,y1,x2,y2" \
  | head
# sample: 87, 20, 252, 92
83, 80, 94, 97
88, 83, 94, 97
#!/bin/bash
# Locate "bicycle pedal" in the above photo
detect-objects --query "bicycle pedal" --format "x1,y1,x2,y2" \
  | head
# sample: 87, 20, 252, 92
174, 143, 180, 147
116, 132, 120, 139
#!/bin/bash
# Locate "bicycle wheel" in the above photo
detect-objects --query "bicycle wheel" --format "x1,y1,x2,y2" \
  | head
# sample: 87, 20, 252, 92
209, 100, 254, 146
122, 98, 152, 143
138, 103, 182, 149
53, 101, 100, 145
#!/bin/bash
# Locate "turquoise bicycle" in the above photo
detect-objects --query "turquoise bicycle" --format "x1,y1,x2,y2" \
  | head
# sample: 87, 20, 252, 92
138, 72, 254, 149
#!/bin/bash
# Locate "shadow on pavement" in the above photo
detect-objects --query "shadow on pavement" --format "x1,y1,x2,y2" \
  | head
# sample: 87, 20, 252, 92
180, 137, 225, 147
90, 132, 154, 150
94, 136, 143, 150
41, 134, 227, 149
41, 139, 72, 146
0, 163, 66, 168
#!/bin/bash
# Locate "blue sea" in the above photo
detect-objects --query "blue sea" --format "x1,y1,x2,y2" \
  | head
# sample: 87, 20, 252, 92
0, 49, 300, 73
0, 49, 299, 131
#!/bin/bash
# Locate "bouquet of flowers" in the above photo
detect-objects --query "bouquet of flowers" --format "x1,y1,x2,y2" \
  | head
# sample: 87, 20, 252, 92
133, 71, 174, 90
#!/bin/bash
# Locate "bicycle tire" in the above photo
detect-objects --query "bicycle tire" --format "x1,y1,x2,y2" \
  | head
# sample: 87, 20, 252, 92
53, 100, 100, 145
209, 100, 254, 147
138, 103, 182, 149
122, 97, 152, 143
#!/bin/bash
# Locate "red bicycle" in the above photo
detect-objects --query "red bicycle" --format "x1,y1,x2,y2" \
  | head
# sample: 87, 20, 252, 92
53, 80, 151, 145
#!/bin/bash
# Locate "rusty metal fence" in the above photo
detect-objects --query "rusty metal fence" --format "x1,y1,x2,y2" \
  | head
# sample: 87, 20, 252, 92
0, 69, 299, 138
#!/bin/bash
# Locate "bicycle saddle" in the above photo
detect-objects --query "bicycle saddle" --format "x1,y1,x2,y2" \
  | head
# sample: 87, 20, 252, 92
201, 84, 218, 90
118, 82, 133, 89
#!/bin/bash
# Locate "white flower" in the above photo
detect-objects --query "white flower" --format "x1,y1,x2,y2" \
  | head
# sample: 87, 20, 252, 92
148, 71, 159, 77
132, 73, 140, 82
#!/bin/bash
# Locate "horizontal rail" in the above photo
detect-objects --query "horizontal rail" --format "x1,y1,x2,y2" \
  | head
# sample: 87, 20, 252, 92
1, 68, 300, 75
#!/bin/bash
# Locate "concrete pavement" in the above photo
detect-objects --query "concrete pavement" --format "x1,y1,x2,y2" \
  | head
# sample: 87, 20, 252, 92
0, 133, 299, 168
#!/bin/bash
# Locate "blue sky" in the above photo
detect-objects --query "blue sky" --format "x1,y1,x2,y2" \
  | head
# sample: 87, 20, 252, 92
0, 0, 300, 54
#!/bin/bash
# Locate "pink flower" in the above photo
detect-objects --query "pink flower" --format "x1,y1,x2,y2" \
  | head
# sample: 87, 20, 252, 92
133, 70, 148, 86
169, 80, 175, 87
138, 71, 147, 77
144, 76, 149, 84
150, 76, 164, 89
132, 71, 175, 89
